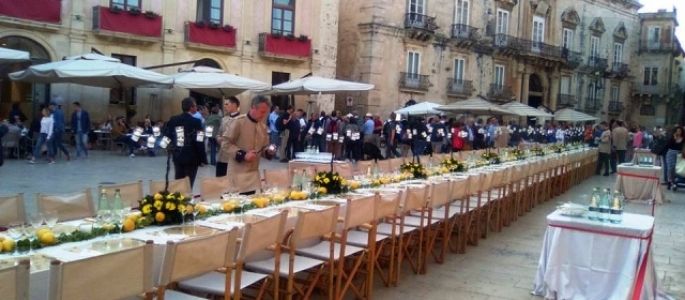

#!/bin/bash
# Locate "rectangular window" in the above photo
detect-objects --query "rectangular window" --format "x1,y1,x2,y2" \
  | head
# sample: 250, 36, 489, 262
648, 26, 661, 47
494, 64, 505, 87
454, 58, 465, 82
197, 0, 223, 24
590, 36, 599, 58
111, 0, 140, 10
409, 0, 426, 14
643, 67, 658, 86
562, 28, 574, 49
610, 86, 619, 102
613, 43, 623, 63
587, 83, 596, 100
455, 0, 469, 25
560, 76, 571, 94
496, 9, 509, 34
272, 0, 295, 35
532, 16, 545, 52
407, 51, 421, 75
110, 53, 137, 105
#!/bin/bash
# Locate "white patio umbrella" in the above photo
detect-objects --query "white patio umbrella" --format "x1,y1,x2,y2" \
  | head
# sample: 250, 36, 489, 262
436, 96, 512, 115
172, 66, 270, 98
0, 47, 30, 63
262, 76, 374, 95
553, 108, 598, 122
394, 101, 442, 116
9, 53, 173, 88
500, 101, 553, 117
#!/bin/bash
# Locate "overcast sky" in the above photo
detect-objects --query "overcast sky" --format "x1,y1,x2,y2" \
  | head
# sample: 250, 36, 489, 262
639, 0, 685, 42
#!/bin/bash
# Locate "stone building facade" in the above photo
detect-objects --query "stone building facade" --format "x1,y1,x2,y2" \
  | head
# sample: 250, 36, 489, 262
336, 0, 646, 122
631, 9, 684, 128
0, 0, 339, 124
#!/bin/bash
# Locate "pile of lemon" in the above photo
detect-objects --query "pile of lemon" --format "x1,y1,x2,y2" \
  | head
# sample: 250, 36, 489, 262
251, 196, 271, 208
35, 228, 57, 246
288, 190, 308, 201
222, 200, 239, 212
0, 236, 16, 253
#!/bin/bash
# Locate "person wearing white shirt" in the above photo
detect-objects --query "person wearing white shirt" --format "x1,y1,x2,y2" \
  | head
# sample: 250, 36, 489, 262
29, 107, 55, 164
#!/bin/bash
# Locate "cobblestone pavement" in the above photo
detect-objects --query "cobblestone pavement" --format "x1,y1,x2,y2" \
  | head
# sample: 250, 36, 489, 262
1, 150, 683, 299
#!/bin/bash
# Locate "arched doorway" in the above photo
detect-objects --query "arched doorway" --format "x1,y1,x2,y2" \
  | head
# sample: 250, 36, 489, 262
190, 58, 222, 109
0, 35, 51, 120
528, 74, 544, 125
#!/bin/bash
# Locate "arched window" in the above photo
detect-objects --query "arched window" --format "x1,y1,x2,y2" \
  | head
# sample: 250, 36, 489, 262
0, 36, 51, 107
272, 0, 295, 35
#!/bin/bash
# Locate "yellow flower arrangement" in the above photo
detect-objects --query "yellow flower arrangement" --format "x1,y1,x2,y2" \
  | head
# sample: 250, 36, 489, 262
312, 171, 348, 194
139, 191, 190, 226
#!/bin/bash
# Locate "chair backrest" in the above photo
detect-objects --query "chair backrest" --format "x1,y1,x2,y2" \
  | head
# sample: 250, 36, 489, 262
336, 164, 354, 179
375, 190, 402, 220
490, 168, 506, 189
0, 193, 26, 226
99, 181, 144, 209
239, 211, 288, 262
404, 184, 429, 211
450, 179, 468, 200
355, 161, 373, 175
430, 180, 452, 208
200, 176, 232, 202
291, 206, 339, 248
389, 158, 404, 170
0, 260, 30, 300
263, 168, 290, 189
37, 189, 94, 221
344, 195, 377, 230
378, 160, 393, 173
49, 241, 153, 300
159, 229, 239, 286
1, 125, 20, 147
150, 177, 192, 197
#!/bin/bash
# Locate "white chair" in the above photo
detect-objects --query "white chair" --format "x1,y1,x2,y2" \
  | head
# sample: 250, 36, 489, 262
150, 177, 192, 198
1, 124, 21, 159
48, 241, 153, 300
199, 176, 233, 202
157, 229, 240, 300
0, 259, 30, 300
0, 193, 26, 226
37, 189, 95, 221
99, 180, 144, 209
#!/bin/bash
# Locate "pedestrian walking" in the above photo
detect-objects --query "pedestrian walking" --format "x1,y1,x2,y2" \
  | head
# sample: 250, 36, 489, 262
164, 97, 204, 187
70, 102, 90, 158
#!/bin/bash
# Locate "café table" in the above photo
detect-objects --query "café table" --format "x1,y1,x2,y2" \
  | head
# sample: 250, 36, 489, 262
614, 163, 664, 208
533, 210, 656, 300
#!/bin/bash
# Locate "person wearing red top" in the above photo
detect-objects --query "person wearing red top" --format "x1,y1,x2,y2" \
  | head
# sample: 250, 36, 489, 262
451, 121, 465, 152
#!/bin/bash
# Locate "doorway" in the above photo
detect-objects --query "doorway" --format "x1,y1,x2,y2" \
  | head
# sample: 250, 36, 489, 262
271, 71, 291, 110
190, 58, 222, 109
527, 74, 544, 125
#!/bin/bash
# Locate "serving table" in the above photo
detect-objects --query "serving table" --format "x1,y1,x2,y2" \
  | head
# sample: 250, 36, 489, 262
614, 163, 664, 210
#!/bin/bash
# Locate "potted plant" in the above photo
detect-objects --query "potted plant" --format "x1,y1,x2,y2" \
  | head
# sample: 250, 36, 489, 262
109, 5, 123, 13
298, 34, 309, 42
271, 32, 282, 38
143, 10, 158, 19
195, 20, 206, 28
222, 25, 234, 32
128, 7, 141, 15
209, 21, 220, 29
285, 33, 296, 40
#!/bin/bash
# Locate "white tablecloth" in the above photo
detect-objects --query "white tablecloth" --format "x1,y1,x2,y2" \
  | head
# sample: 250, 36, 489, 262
614, 164, 664, 205
533, 210, 656, 300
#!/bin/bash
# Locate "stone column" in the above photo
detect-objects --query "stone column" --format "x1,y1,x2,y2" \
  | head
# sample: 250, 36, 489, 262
549, 74, 560, 110
521, 73, 530, 105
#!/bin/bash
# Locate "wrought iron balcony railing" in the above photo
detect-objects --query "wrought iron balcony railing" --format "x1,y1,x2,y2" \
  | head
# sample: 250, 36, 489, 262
607, 101, 624, 114
447, 79, 473, 97
558, 93, 577, 108
450, 24, 477, 40
399, 72, 430, 91
404, 13, 438, 31
586, 56, 608, 70
488, 83, 514, 103
584, 98, 601, 112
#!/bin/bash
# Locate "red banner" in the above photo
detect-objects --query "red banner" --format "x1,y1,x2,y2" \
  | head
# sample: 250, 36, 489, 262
0, 0, 61, 23
264, 34, 311, 57
187, 23, 236, 48
96, 6, 162, 38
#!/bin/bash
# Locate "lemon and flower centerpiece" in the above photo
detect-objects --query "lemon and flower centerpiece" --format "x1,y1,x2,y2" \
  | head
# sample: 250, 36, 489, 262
400, 161, 428, 179
481, 151, 501, 165
441, 157, 466, 173
139, 191, 191, 226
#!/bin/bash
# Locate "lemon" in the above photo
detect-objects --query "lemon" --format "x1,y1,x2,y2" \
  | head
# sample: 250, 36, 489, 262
155, 212, 166, 223
197, 205, 208, 214
36, 228, 51, 239
222, 201, 236, 212
39, 232, 56, 245
318, 187, 327, 194
122, 219, 136, 232
252, 197, 269, 208
2, 239, 15, 252
154, 193, 163, 201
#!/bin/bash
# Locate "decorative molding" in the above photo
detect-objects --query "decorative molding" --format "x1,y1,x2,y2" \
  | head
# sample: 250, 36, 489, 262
613, 22, 627, 42
495, 0, 518, 11
531, 0, 550, 17
561, 7, 580, 29
589, 17, 606, 36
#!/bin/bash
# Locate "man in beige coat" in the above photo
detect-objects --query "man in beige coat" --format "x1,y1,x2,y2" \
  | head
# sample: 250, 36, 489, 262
216, 96, 241, 177
226, 96, 275, 194
612, 120, 629, 164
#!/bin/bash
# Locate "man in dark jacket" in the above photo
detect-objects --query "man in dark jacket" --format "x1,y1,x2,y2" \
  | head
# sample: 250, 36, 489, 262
70, 102, 91, 158
164, 97, 204, 187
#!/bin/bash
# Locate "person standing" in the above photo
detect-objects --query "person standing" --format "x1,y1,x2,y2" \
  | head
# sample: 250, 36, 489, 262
48, 102, 70, 161
164, 98, 204, 188
383, 113, 400, 158
268, 105, 281, 153
70, 102, 90, 158
429, 117, 445, 154
28, 107, 55, 164
665, 126, 684, 190
596, 122, 611, 176
205, 105, 222, 166
362, 113, 375, 145
277, 107, 292, 162
225, 96, 275, 195
216, 97, 241, 177
286, 109, 303, 160
324, 111, 342, 159
612, 120, 629, 164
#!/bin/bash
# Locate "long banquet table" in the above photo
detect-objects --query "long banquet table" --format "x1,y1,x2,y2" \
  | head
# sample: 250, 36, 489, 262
0, 148, 597, 300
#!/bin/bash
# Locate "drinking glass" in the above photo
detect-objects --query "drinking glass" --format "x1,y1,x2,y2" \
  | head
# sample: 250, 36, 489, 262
44, 210, 59, 229
7, 223, 26, 256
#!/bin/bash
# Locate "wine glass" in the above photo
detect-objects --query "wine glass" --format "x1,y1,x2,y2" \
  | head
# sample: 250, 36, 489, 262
7, 223, 26, 256
44, 210, 59, 230
27, 213, 44, 254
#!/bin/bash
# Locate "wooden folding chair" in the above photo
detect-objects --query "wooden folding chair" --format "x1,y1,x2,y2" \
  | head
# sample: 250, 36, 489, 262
392, 184, 431, 277
99, 180, 144, 209
0, 259, 30, 300
388, 157, 404, 170
37, 189, 95, 221
199, 176, 232, 202
422, 180, 454, 266
49, 241, 153, 300
156, 229, 239, 300
180, 212, 287, 300
263, 168, 291, 190
355, 161, 373, 176
0, 193, 26, 226
378, 159, 393, 173
150, 177, 192, 198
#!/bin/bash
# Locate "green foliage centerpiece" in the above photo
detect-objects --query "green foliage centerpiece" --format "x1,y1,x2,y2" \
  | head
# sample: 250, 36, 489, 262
441, 157, 466, 173
139, 191, 190, 226
400, 161, 428, 179
312, 171, 347, 195
481, 151, 501, 165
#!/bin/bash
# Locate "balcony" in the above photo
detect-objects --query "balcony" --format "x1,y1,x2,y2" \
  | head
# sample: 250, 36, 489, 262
258, 33, 311, 62
399, 72, 430, 91
491, 34, 521, 56
92, 6, 162, 42
185, 22, 237, 50
607, 101, 624, 114
0, 0, 61, 23
557, 93, 577, 108
518, 39, 562, 62
635, 84, 662, 96
639, 41, 677, 53
585, 56, 608, 72
608, 62, 629, 78
447, 79, 473, 98
404, 13, 438, 31
488, 84, 514, 103
450, 24, 478, 47
583, 98, 601, 113
560, 48, 582, 69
